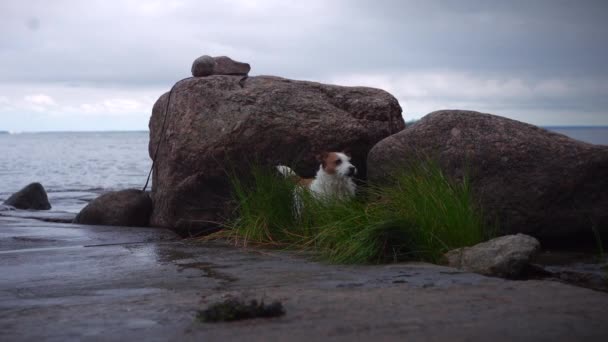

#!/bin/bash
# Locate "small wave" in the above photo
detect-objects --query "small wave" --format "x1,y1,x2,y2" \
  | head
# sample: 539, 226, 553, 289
0, 204, 15, 211
48, 187, 108, 193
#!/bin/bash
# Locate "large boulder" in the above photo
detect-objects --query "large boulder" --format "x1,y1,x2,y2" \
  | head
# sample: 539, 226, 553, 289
444, 234, 541, 279
149, 75, 404, 235
368, 110, 608, 241
73, 189, 152, 227
3, 182, 51, 210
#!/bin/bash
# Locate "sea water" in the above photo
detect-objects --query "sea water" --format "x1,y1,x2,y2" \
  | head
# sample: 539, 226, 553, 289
0, 131, 150, 213
0, 127, 606, 213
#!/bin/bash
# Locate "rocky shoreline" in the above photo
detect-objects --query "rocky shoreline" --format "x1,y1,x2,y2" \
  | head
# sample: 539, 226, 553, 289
1, 215, 608, 341
3, 55, 608, 287
2, 54, 607, 339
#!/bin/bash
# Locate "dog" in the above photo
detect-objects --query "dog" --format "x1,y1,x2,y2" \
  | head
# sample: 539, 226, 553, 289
276, 151, 357, 202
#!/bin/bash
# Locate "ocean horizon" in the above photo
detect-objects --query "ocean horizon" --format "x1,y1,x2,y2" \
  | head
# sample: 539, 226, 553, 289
2, 126, 607, 133
3, 125, 607, 145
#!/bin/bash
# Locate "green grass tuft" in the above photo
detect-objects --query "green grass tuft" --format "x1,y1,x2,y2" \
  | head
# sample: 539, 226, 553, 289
226, 164, 298, 245
372, 161, 486, 262
214, 160, 490, 264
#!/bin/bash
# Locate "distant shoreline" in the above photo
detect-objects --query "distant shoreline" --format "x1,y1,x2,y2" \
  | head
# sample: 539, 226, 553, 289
543, 126, 608, 129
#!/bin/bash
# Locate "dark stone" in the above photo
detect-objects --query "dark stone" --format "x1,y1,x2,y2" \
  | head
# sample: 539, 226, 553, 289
213, 56, 250, 75
191, 55, 251, 77
148, 75, 405, 235
197, 299, 285, 322
191, 55, 216, 77
4, 182, 51, 210
73, 189, 152, 227
367, 110, 608, 241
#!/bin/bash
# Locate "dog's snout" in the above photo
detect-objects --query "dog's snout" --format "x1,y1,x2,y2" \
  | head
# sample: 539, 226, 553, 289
347, 165, 357, 176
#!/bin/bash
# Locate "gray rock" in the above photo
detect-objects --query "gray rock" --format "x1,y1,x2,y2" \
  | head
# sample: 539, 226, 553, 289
367, 110, 608, 241
191, 55, 251, 77
213, 56, 250, 75
191, 55, 216, 77
3, 182, 51, 210
73, 189, 152, 227
444, 234, 541, 278
148, 75, 405, 235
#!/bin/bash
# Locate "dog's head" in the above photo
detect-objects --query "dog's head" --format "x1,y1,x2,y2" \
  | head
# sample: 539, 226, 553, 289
317, 151, 357, 178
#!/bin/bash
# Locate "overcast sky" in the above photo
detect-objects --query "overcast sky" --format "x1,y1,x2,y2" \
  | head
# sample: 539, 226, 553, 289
1, 0, 607, 131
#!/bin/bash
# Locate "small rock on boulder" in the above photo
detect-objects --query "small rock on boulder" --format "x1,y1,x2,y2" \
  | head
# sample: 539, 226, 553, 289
368, 110, 608, 241
213, 56, 250, 76
191, 55, 250, 77
73, 189, 152, 227
191, 55, 216, 77
444, 234, 541, 279
3, 182, 51, 210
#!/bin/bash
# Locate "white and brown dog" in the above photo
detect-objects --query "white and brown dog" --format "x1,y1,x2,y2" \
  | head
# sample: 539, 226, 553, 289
276, 151, 357, 201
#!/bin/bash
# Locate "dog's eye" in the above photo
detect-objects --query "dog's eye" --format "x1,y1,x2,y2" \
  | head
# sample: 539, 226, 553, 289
335, 159, 342, 165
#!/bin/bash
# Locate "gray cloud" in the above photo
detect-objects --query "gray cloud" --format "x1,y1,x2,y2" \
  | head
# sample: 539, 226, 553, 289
0, 0, 607, 130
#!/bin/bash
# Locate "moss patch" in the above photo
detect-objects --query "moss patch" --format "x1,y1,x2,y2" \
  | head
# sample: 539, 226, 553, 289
197, 299, 285, 322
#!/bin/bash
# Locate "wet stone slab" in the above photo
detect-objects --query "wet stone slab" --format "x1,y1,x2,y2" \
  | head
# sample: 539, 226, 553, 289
1, 216, 608, 341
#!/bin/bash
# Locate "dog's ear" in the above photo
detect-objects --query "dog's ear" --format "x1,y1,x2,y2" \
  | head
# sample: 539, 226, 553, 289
316, 152, 328, 165
342, 148, 352, 158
